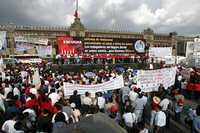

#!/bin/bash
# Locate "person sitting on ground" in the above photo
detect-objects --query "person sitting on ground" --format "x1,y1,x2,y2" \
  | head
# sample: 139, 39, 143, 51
71, 103, 81, 123
69, 90, 81, 110
82, 92, 92, 106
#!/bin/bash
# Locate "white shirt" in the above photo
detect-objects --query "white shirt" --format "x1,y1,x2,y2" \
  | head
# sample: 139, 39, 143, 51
123, 112, 136, 127
23, 108, 36, 121
129, 91, 138, 102
1, 120, 16, 133
150, 64, 153, 70
82, 97, 92, 106
155, 111, 166, 127
160, 98, 170, 111
13, 87, 20, 97
97, 97, 106, 109
4, 87, 12, 98
135, 96, 147, 110
48, 92, 60, 105
30, 87, 37, 95
0, 97, 5, 112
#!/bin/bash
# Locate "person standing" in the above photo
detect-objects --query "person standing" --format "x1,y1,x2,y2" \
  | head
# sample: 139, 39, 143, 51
150, 96, 161, 130
134, 93, 147, 123
97, 92, 106, 113
129, 87, 139, 109
159, 97, 171, 128
122, 106, 136, 133
154, 106, 166, 133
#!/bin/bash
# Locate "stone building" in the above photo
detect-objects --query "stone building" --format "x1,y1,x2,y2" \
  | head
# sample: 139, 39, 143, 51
0, 17, 191, 58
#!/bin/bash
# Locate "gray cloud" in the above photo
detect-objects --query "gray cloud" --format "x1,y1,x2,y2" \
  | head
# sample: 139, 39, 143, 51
0, 0, 199, 35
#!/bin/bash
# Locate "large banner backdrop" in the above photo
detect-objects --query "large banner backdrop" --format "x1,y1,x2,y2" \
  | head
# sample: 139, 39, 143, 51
64, 75, 124, 96
15, 42, 52, 57
56, 36, 83, 56
137, 67, 176, 92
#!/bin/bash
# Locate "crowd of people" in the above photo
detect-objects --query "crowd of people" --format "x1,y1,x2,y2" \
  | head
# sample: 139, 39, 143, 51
0, 62, 199, 133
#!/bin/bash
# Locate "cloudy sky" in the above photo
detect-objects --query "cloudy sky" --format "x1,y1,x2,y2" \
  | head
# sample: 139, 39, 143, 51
0, 0, 200, 35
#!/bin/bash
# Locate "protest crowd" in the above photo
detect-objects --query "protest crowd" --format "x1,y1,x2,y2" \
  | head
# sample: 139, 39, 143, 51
0, 62, 200, 133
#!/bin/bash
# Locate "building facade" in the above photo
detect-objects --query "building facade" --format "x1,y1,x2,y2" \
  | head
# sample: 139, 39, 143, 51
0, 18, 192, 58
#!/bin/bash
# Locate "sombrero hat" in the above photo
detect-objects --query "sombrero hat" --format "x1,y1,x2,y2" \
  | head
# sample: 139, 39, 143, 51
153, 96, 161, 104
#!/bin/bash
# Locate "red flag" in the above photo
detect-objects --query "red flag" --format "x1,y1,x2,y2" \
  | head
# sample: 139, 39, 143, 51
74, 10, 78, 18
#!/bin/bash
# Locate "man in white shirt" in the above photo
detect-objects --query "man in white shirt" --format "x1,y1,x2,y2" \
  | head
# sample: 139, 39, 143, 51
129, 87, 139, 108
123, 106, 136, 133
30, 85, 38, 96
159, 97, 171, 128
159, 98, 170, 111
13, 86, 20, 98
48, 89, 60, 106
134, 93, 147, 123
154, 106, 166, 133
1, 113, 17, 133
121, 82, 130, 104
82, 92, 92, 106
97, 92, 106, 112
23, 108, 37, 122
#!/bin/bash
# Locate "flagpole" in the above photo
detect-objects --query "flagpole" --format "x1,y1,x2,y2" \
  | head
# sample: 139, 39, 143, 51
76, 0, 78, 12
74, 0, 79, 18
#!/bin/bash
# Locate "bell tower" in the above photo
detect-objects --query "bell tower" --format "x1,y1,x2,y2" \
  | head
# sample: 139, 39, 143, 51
69, 0, 85, 37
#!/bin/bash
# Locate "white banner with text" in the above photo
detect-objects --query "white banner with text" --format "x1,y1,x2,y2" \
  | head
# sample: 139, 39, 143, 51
64, 75, 124, 96
137, 67, 176, 92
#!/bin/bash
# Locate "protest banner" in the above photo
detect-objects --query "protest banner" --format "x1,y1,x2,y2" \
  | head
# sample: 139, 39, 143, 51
137, 67, 176, 92
63, 75, 124, 96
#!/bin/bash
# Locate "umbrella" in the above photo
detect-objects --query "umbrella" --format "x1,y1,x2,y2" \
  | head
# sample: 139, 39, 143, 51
53, 113, 127, 133
85, 72, 96, 78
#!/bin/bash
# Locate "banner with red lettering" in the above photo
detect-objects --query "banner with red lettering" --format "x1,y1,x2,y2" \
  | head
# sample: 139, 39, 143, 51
56, 36, 83, 56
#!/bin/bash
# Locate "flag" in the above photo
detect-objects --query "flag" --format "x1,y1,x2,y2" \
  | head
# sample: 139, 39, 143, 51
74, 9, 78, 18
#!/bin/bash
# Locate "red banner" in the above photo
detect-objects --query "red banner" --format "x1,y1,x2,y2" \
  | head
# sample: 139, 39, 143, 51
186, 83, 200, 91
56, 36, 83, 56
